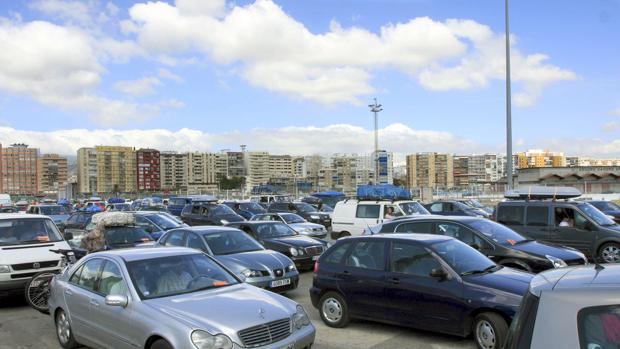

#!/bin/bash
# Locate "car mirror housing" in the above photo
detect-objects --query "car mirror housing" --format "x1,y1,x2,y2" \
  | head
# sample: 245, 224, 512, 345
105, 294, 128, 308
429, 268, 447, 279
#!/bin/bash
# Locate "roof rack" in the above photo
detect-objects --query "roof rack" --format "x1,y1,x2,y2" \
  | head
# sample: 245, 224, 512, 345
504, 186, 582, 201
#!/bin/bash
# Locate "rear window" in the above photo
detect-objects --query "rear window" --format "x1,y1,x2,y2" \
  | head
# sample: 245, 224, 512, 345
323, 243, 350, 265
497, 205, 525, 225
578, 304, 620, 349
395, 222, 433, 234
356, 205, 380, 219
526, 206, 549, 226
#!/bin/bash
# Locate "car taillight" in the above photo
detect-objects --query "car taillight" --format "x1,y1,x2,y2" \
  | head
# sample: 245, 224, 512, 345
313, 261, 319, 274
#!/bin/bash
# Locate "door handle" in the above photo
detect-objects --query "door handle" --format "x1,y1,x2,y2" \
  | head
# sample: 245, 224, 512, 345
388, 277, 400, 284
338, 270, 351, 278
64, 289, 73, 296
89, 299, 100, 307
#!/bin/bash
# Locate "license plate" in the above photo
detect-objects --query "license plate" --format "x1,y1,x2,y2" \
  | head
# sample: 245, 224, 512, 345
312, 255, 319, 261
270, 278, 291, 288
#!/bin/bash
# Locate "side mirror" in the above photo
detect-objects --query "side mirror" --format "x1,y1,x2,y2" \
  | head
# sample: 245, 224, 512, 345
64, 232, 74, 241
105, 294, 128, 308
429, 268, 447, 280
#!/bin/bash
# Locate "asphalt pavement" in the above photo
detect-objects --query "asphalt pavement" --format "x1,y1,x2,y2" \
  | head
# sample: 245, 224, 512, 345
0, 271, 474, 349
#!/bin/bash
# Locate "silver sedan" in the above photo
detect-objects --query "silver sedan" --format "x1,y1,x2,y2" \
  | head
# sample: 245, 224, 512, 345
250, 213, 327, 239
48, 247, 315, 349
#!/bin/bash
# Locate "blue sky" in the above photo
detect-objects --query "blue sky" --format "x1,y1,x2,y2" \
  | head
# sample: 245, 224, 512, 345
0, 0, 618, 157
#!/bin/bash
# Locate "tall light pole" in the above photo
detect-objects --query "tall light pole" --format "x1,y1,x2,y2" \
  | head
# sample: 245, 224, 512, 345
369, 98, 383, 184
505, 0, 514, 190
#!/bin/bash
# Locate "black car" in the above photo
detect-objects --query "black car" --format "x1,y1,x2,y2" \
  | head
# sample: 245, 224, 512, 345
222, 201, 267, 220
180, 202, 245, 226
268, 201, 332, 228
376, 216, 587, 273
57, 211, 96, 233
587, 200, 620, 223
310, 234, 533, 349
227, 221, 327, 270
425, 201, 490, 218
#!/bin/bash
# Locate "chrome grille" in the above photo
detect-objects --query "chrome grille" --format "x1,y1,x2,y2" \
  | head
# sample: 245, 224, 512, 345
238, 318, 291, 347
11, 260, 59, 271
305, 245, 324, 256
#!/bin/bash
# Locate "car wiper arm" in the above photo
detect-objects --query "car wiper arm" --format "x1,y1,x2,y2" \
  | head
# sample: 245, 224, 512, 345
461, 265, 498, 276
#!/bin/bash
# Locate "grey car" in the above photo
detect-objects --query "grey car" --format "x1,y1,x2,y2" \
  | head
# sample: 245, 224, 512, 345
158, 227, 300, 293
251, 213, 327, 239
48, 247, 315, 349
504, 264, 620, 349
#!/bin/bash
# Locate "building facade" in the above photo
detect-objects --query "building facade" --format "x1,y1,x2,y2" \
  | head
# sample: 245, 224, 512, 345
517, 149, 566, 169
0, 144, 39, 195
77, 147, 98, 194
405, 153, 453, 190
136, 149, 160, 192
160, 152, 188, 191
38, 154, 68, 194
516, 166, 620, 194
95, 146, 136, 194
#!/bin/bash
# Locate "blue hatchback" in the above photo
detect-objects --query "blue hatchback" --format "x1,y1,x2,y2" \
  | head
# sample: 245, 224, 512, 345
310, 234, 532, 349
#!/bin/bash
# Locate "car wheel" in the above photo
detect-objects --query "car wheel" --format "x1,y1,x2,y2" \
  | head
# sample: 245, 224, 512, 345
473, 312, 508, 349
338, 231, 351, 239
599, 242, 620, 263
55, 309, 79, 349
319, 291, 350, 328
150, 339, 173, 349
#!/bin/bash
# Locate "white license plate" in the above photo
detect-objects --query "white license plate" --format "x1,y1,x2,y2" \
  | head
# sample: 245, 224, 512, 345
312, 255, 320, 261
270, 278, 291, 288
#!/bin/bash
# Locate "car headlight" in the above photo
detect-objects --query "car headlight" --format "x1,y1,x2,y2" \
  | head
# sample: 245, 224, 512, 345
297, 248, 305, 255
286, 264, 296, 272
546, 255, 567, 268
241, 269, 264, 278
289, 247, 298, 256
310, 215, 320, 220
292, 305, 311, 330
191, 330, 233, 349
326, 241, 333, 248
0, 265, 10, 273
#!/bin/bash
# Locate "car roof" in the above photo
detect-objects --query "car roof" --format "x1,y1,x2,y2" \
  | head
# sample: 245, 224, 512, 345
346, 233, 453, 244
183, 226, 241, 234
530, 264, 620, 295
384, 215, 481, 223
228, 221, 280, 225
94, 246, 200, 262
498, 200, 581, 205
31, 204, 62, 207
0, 213, 53, 220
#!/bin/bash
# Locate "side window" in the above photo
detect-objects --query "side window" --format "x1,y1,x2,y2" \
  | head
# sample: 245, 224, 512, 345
187, 233, 205, 251
429, 203, 443, 213
395, 222, 433, 234
356, 205, 380, 219
436, 223, 483, 246
201, 207, 210, 216
77, 258, 104, 291
444, 203, 454, 211
99, 261, 127, 296
555, 207, 588, 229
578, 305, 620, 349
390, 242, 441, 277
69, 265, 85, 284
164, 231, 185, 247
135, 216, 156, 233
190, 205, 202, 215
526, 206, 549, 226
497, 206, 525, 225
345, 241, 385, 270
323, 243, 350, 265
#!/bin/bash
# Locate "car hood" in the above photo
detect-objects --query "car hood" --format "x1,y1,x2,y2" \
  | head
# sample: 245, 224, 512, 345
510, 240, 583, 261
268, 235, 324, 248
464, 266, 532, 296
288, 222, 325, 231
144, 283, 296, 340
215, 250, 292, 274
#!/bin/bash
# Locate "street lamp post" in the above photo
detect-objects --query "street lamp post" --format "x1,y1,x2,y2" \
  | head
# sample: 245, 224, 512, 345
505, 0, 514, 190
369, 98, 383, 185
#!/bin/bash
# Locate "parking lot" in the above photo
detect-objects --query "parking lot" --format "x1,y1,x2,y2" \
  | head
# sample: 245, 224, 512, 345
0, 270, 474, 349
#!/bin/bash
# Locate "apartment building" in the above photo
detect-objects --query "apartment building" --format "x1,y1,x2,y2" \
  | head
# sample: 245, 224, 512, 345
95, 146, 136, 194
160, 151, 188, 191
268, 155, 294, 178
566, 157, 620, 167
38, 154, 68, 194
0, 143, 39, 195
405, 153, 453, 190
244, 152, 270, 191
517, 149, 566, 169
77, 147, 98, 194
136, 149, 160, 192
453, 155, 471, 188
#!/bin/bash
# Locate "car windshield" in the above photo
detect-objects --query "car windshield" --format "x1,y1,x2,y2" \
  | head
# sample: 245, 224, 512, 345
466, 219, 527, 245
431, 239, 497, 275
454, 201, 475, 211
0, 218, 64, 246
295, 203, 317, 213
209, 204, 237, 216
127, 254, 239, 299
579, 203, 617, 226
399, 202, 430, 215
320, 205, 334, 212
256, 223, 298, 238
591, 201, 620, 211
204, 230, 263, 255
39, 206, 69, 215
104, 226, 154, 247
465, 200, 485, 209
145, 214, 181, 230
281, 214, 306, 224
239, 202, 266, 213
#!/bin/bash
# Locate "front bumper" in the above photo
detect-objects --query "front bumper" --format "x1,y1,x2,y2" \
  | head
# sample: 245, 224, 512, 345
291, 256, 318, 270
0, 267, 61, 291
247, 273, 300, 293
308, 218, 331, 229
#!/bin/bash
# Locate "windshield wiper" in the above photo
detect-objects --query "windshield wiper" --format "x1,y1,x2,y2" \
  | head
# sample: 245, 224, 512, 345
461, 265, 498, 276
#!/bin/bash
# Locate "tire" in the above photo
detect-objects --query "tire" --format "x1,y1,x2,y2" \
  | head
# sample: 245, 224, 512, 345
55, 309, 79, 349
598, 242, 620, 263
338, 231, 351, 239
25, 271, 56, 313
319, 291, 350, 328
150, 339, 173, 349
473, 312, 508, 349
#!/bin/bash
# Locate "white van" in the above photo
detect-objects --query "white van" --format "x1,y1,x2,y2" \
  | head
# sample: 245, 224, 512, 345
331, 199, 430, 239
0, 194, 11, 207
0, 214, 72, 293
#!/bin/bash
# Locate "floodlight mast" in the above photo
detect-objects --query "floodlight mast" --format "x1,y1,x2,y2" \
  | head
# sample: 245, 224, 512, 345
369, 98, 383, 184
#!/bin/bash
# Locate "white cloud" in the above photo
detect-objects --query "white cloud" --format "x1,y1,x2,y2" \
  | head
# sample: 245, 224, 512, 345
115, 76, 162, 96
125, 0, 576, 106
603, 122, 620, 132
158, 68, 184, 83
611, 108, 620, 116
29, 0, 92, 24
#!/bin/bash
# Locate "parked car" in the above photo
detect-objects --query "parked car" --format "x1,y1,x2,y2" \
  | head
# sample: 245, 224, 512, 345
0, 194, 11, 207
0, 214, 73, 293
227, 221, 327, 270
268, 201, 332, 229
166, 195, 217, 216
251, 212, 328, 239
504, 264, 620, 349
0, 206, 19, 213
457, 199, 495, 215
133, 211, 188, 240
106, 203, 132, 212
587, 200, 620, 223
496, 200, 620, 263
27, 204, 71, 224
331, 199, 430, 239
310, 234, 532, 349
222, 200, 267, 219
56, 211, 96, 233
375, 216, 588, 273
425, 201, 490, 218
159, 226, 299, 293
181, 202, 245, 226
76, 212, 155, 251
48, 247, 315, 349
304, 191, 347, 210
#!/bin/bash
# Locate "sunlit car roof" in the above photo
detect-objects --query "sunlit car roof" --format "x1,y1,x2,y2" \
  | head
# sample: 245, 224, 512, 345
94, 246, 200, 262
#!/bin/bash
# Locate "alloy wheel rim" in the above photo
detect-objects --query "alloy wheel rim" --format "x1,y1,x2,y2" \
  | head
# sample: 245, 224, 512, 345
602, 245, 620, 263
57, 312, 70, 344
322, 298, 343, 323
475, 320, 496, 349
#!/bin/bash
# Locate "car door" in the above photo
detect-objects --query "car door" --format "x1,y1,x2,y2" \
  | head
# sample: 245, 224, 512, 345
338, 240, 388, 318
88, 259, 136, 349
355, 204, 382, 232
384, 241, 465, 333
549, 205, 595, 255
64, 258, 104, 344
524, 205, 551, 241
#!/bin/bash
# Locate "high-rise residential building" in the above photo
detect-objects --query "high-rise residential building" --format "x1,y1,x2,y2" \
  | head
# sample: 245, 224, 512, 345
136, 149, 160, 192
77, 147, 97, 194
38, 154, 68, 194
186, 152, 219, 193
244, 152, 270, 191
453, 156, 471, 188
268, 155, 294, 179
160, 151, 188, 191
95, 146, 136, 194
405, 152, 453, 190
516, 149, 566, 169
227, 151, 246, 177
293, 157, 306, 178
0, 143, 39, 195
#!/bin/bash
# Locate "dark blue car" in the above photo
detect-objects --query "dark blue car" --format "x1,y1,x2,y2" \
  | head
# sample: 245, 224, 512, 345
166, 195, 217, 216
310, 234, 532, 349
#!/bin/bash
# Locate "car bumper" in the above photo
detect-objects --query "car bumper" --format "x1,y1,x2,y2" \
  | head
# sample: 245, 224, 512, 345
309, 286, 322, 309
232, 324, 315, 349
291, 256, 318, 270
0, 267, 61, 291
0, 278, 29, 292
247, 274, 300, 293
299, 232, 327, 239
308, 218, 331, 228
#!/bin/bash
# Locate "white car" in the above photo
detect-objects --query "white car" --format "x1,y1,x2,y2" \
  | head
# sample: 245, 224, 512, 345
0, 214, 72, 293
